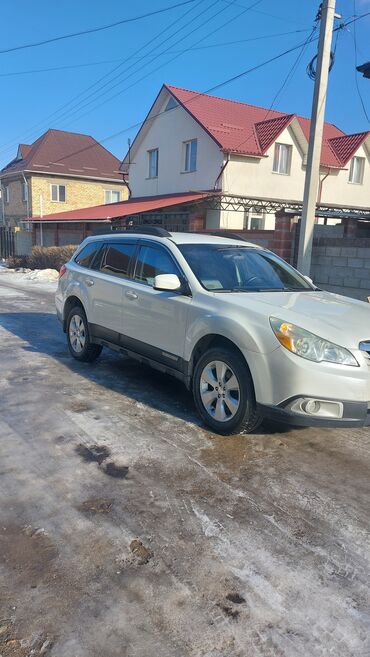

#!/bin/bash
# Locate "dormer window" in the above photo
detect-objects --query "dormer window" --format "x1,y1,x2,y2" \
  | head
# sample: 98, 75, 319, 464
349, 156, 365, 184
273, 143, 292, 175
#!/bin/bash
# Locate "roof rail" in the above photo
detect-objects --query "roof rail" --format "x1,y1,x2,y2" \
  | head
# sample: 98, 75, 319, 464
208, 231, 250, 242
126, 225, 172, 237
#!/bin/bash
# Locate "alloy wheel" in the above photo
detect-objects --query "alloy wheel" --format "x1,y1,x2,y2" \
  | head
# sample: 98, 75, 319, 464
69, 314, 86, 353
199, 360, 240, 422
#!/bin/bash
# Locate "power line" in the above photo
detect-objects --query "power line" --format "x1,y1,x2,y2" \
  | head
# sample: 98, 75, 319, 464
0, 29, 311, 78
219, 0, 306, 26
0, 60, 124, 77
48, 0, 265, 133
0, 0, 198, 55
2, 7, 369, 166
217, 21, 319, 157
0, 0, 259, 158
352, 0, 370, 123
0, 0, 210, 156
45, 31, 329, 166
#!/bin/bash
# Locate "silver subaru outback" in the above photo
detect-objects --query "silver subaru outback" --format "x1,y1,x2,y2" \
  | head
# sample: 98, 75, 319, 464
56, 227, 370, 435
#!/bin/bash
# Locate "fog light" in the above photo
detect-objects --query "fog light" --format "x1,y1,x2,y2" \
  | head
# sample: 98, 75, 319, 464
287, 397, 344, 419
301, 400, 321, 415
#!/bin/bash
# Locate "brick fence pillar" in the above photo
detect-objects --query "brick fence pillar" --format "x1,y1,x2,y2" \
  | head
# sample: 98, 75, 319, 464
188, 212, 205, 232
272, 211, 294, 262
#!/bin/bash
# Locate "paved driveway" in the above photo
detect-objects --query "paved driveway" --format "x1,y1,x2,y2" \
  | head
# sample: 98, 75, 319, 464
0, 276, 369, 657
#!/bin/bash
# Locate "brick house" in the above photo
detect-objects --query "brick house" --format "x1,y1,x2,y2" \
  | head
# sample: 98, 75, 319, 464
0, 129, 128, 228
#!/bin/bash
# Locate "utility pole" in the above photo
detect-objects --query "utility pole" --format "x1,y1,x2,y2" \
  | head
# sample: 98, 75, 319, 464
297, 0, 337, 275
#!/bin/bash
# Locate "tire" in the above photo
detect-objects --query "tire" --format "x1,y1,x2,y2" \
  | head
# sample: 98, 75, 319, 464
66, 306, 102, 363
192, 347, 262, 435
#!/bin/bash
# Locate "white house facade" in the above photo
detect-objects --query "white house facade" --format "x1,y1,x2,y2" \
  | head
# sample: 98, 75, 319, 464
122, 84, 370, 230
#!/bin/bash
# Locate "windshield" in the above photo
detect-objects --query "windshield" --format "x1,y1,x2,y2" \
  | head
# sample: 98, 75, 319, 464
178, 244, 313, 292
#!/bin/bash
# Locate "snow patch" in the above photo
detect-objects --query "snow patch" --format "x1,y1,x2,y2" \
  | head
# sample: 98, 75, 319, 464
24, 268, 59, 282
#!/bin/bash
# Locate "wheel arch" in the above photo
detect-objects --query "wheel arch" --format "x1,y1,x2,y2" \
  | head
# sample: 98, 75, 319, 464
63, 295, 85, 332
189, 334, 252, 380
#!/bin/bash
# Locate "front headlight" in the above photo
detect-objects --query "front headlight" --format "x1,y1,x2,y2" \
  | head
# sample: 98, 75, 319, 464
270, 317, 359, 366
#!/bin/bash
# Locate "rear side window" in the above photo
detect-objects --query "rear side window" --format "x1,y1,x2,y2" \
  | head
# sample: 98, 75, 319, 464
134, 245, 179, 286
99, 243, 135, 279
75, 242, 100, 268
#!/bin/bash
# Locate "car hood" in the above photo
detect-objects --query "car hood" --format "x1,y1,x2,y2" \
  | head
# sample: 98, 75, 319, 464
216, 289, 370, 349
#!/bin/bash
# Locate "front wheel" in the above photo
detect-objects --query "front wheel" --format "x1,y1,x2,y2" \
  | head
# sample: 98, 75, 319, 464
66, 306, 102, 362
192, 347, 262, 435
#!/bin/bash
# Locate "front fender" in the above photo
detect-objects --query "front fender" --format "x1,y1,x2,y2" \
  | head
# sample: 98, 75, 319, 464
184, 312, 278, 363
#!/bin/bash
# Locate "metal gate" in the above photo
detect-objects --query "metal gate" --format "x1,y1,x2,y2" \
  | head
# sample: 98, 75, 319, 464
0, 227, 15, 258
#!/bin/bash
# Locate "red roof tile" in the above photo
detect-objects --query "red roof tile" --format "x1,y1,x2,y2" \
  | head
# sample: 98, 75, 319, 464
328, 132, 370, 166
29, 191, 213, 222
2, 129, 124, 181
255, 114, 295, 152
165, 85, 351, 168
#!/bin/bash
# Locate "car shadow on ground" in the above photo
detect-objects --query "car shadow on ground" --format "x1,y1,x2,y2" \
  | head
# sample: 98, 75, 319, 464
0, 311, 297, 435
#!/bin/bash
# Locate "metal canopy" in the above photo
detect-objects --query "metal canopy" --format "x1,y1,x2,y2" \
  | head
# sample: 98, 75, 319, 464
203, 193, 370, 220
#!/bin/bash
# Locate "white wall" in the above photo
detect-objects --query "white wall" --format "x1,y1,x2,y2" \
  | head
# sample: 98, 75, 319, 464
320, 144, 370, 208
128, 94, 224, 197
222, 126, 306, 201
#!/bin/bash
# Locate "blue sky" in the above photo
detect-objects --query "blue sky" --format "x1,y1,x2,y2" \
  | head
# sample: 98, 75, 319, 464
0, 0, 369, 168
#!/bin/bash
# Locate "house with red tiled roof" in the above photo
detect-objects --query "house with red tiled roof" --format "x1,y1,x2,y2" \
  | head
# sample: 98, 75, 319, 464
121, 84, 370, 230
0, 129, 128, 230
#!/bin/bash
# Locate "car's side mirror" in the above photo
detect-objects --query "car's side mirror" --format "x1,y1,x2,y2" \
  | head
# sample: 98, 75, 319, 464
303, 275, 314, 286
153, 273, 182, 292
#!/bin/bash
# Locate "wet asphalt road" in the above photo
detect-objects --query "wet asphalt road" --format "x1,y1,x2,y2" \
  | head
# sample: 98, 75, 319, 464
0, 275, 370, 657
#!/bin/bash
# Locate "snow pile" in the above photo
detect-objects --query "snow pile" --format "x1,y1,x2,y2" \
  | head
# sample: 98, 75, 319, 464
23, 269, 59, 282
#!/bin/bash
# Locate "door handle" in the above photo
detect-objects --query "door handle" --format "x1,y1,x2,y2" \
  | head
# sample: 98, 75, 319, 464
86, 278, 94, 287
125, 290, 138, 300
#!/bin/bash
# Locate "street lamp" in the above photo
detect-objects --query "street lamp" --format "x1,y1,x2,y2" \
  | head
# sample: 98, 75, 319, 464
356, 62, 370, 79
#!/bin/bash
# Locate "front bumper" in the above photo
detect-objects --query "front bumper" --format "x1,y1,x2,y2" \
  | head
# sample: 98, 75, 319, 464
257, 397, 370, 427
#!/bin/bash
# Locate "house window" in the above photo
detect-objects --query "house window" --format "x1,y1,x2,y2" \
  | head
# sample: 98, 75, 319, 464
243, 208, 265, 230
104, 190, 121, 204
148, 149, 158, 178
51, 184, 66, 202
273, 143, 292, 175
22, 181, 28, 202
165, 97, 178, 111
4, 186, 10, 204
349, 156, 365, 184
183, 139, 197, 172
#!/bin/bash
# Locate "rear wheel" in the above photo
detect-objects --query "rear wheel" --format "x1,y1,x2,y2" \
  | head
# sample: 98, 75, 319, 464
192, 347, 262, 435
67, 306, 102, 362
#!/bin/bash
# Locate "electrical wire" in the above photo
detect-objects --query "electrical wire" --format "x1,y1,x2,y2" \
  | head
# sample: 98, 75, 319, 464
352, 0, 370, 124
0, 29, 311, 77
47, 0, 265, 134
216, 21, 319, 158
40, 31, 329, 166
2, 7, 370, 165
0, 0, 198, 55
0, 0, 261, 158
0, 0, 211, 156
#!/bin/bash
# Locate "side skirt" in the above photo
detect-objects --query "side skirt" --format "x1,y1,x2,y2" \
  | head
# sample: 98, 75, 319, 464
89, 323, 191, 389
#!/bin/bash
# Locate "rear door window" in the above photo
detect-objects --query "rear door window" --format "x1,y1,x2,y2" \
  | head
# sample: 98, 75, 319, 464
134, 244, 180, 286
75, 241, 101, 268
99, 242, 136, 279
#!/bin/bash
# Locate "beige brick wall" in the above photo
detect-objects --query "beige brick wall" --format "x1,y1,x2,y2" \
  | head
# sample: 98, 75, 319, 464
1, 175, 29, 224
30, 175, 128, 216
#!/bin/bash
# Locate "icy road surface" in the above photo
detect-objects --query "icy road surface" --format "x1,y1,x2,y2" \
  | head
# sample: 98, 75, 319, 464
0, 276, 370, 657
